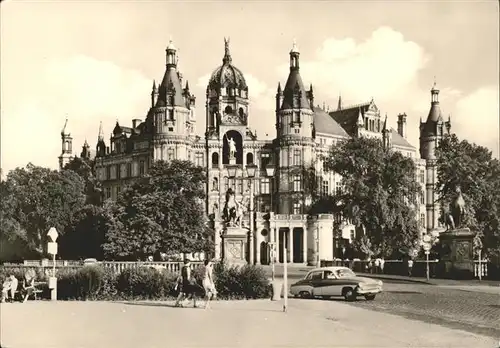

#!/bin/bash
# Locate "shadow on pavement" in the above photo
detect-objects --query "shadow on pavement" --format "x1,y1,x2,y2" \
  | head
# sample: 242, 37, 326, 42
113, 300, 284, 313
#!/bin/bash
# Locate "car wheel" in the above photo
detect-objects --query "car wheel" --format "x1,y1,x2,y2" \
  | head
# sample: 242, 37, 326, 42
342, 287, 356, 302
299, 291, 311, 299
364, 294, 376, 301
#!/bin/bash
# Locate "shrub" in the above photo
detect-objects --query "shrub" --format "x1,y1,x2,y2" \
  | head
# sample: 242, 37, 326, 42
115, 266, 177, 300
213, 263, 271, 299
0, 263, 272, 301
57, 265, 115, 300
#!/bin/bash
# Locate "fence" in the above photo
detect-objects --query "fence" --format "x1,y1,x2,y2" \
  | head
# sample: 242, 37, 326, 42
0, 260, 205, 277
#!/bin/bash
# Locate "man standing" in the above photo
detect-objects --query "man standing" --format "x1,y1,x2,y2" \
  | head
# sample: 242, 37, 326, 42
408, 258, 414, 277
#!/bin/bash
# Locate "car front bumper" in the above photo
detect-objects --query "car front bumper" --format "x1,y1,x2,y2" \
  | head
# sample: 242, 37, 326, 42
356, 286, 382, 295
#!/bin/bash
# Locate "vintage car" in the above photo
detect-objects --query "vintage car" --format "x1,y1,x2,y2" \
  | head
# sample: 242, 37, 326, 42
289, 266, 383, 301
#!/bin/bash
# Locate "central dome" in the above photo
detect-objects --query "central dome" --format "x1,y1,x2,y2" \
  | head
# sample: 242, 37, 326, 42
208, 38, 247, 90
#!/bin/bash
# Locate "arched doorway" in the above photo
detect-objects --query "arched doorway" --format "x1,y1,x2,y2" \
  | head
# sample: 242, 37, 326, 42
222, 130, 243, 164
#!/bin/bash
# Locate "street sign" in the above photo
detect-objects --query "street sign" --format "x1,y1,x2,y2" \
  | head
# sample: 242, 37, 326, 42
424, 250, 430, 255
47, 227, 59, 242
47, 242, 58, 255
422, 242, 431, 252
423, 234, 431, 243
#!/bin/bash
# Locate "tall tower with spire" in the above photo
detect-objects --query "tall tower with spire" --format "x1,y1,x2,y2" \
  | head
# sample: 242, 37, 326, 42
59, 118, 73, 169
275, 40, 315, 214
148, 39, 196, 162
419, 81, 451, 233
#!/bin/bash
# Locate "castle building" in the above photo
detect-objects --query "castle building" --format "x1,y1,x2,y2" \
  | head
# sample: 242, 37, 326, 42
59, 38, 449, 264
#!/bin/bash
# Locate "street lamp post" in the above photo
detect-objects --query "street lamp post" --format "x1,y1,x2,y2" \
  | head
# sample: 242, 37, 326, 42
246, 164, 258, 265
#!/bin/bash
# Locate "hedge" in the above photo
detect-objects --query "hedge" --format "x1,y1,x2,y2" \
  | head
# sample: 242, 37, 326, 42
0, 262, 272, 301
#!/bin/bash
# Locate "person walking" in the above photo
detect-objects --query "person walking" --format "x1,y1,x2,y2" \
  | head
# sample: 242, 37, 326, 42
202, 259, 217, 309
174, 259, 199, 308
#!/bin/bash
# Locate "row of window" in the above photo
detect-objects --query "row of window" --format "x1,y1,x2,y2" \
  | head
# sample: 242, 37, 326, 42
104, 160, 146, 180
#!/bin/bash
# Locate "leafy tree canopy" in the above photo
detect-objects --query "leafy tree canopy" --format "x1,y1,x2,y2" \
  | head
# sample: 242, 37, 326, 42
436, 134, 500, 261
64, 156, 103, 206
0, 163, 86, 258
102, 160, 213, 260
323, 136, 421, 258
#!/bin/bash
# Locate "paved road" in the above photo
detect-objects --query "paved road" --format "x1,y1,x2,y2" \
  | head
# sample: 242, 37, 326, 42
347, 282, 500, 339
264, 266, 500, 338
1, 299, 495, 348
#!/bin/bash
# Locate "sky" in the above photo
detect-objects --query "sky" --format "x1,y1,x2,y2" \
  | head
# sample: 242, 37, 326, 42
1, 0, 499, 176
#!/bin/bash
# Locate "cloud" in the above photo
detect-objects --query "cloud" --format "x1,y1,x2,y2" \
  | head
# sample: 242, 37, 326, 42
1, 55, 151, 175
278, 27, 431, 105
453, 87, 499, 157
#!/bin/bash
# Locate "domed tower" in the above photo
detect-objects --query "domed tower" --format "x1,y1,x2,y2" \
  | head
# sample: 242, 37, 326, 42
148, 40, 196, 162
419, 81, 451, 233
275, 40, 315, 214
205, 37, 249, 165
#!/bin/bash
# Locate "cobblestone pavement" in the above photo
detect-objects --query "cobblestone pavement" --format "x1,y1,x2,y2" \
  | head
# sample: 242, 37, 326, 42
346, 282, 500, 338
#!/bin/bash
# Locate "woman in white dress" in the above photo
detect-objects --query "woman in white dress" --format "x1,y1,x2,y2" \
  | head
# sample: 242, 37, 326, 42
202, 260, 216, 309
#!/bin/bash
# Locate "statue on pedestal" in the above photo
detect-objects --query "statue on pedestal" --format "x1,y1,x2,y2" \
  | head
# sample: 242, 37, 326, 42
450, 185, 466, 229
222, 188, 243, 227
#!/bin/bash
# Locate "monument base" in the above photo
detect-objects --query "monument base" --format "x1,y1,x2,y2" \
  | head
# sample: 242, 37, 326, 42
437, 228, 476, 279
222, 226, 249, 266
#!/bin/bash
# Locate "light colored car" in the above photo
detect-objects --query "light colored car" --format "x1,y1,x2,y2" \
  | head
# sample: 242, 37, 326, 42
289, 266, 383, 301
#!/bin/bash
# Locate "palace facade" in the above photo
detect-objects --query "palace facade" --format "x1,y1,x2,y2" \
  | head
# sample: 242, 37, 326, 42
59, 39, 451, 264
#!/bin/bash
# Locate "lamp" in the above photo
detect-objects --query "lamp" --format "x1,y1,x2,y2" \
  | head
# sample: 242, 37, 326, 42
265, 163, 275, 177
227, 165, 238, 178
246, 164, 258, 178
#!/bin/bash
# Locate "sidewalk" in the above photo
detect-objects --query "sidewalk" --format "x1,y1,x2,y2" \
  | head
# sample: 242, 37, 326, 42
1, 299, 496, 347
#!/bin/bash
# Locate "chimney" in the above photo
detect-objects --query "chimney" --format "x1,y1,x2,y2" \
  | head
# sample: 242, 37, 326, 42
397, 113, 407, 138
132, 119, 141, 129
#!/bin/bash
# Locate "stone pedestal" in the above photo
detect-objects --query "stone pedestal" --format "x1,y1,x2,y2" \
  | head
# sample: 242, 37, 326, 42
222, 226, 249, 266
438, 228, 476, 279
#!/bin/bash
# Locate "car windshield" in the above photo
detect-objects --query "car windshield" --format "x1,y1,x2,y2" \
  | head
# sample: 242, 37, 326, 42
335, 268, 356, 278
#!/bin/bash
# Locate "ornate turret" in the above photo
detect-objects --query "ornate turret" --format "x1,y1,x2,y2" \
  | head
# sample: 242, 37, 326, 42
58, 117, 73, 169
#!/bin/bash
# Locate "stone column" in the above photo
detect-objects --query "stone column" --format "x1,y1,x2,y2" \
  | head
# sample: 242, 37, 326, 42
302, 227, 307, 264
255, 230, 261, 265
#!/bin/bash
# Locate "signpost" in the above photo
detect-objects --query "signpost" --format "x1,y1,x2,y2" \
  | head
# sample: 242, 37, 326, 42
422, 241, 431, 282
283, 247, 288, 313
47, 227, 59, 301
478, 249, 482, 281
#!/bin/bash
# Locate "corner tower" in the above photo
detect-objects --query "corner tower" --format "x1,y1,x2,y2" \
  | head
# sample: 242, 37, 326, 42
58, 118, 73, 169
419, 81, 451, 234
275, 41, 315, 214
148, 40, 196, 162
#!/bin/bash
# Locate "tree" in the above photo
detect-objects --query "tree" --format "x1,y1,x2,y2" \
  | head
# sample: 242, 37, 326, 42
436, 134, 500, 262
323, 137, 421, 258
0, 163, 86, 258
102, 160, 214, 260
64, 157, 103, 206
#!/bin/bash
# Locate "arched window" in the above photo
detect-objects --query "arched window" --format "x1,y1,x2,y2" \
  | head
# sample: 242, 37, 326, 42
246, 152, 254, 165
239, 107, 245, 118
225, 105, 233, 114
212, 152, 219, 167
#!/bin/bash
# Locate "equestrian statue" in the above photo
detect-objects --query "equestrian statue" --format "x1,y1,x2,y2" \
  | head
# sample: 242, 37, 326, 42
222, 188, 244, 227
443, 184, 466, 230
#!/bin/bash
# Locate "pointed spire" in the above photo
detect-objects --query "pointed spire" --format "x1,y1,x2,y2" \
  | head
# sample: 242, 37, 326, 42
223, 37, 232, 64
185, 80, 190, 91
277, 82, 282, 93
61, 117, 69, 136
337, 93, 343, 111
98, 121, 104, 141
382, 113, 388, 132
291, 38, 299, 53
309, 83, 313, 92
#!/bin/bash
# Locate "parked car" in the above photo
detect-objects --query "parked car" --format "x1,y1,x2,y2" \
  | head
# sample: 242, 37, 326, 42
289, 266, 383, 301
